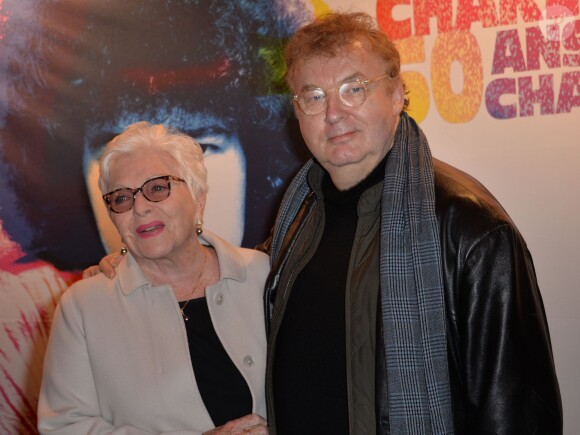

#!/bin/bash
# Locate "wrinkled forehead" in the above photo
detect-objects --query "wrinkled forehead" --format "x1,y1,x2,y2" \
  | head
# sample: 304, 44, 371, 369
288, 40, 385, 90
106, 148, 178, 185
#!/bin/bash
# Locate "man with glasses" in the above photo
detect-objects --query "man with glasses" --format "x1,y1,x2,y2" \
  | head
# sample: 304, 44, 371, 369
262, 12, 562, 434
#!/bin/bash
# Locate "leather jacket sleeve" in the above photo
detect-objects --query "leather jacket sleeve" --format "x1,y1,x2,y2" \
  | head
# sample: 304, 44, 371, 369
435, 160, 562, 434
450, 225, 561, 433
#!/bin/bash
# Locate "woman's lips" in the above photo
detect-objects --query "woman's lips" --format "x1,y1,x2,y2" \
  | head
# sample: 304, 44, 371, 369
136, 221, 165, 238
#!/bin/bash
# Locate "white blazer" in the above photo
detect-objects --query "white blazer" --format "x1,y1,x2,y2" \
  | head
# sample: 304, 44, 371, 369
38, 231, 269, 434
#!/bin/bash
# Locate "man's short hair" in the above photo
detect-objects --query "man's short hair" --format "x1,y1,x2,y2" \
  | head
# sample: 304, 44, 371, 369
284, 12, 408, 110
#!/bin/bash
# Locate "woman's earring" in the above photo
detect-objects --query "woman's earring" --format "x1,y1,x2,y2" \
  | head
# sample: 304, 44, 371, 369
120, 238, 128, 255
196, 218, 203, 236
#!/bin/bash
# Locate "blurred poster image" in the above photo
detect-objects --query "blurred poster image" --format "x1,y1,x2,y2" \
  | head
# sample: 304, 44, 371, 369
0, 1, 310, 432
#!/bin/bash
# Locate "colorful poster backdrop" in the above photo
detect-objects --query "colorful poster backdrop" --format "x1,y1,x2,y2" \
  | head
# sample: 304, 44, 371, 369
0, 0, 578, 433
0, 1, 310, 432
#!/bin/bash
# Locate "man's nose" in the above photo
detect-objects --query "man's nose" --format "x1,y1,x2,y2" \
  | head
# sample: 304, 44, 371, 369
324, 91, 347, 123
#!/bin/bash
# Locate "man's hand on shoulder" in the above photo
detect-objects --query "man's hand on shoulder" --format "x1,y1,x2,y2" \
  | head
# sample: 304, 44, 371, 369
81, 250, 125, 280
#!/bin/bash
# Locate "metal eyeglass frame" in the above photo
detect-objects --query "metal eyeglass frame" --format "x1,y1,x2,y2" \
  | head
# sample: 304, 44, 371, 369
292, 74, 393, 116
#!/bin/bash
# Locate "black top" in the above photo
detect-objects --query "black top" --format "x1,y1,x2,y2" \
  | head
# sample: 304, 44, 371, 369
273, 158, 387, 434
181, 297, 252, 427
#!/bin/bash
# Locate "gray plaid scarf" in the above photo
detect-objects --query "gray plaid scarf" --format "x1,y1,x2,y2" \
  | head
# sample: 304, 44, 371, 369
269, 112, 454, 434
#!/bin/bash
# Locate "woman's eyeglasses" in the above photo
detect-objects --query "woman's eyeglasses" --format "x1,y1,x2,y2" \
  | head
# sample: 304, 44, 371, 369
102, 175, 185, 213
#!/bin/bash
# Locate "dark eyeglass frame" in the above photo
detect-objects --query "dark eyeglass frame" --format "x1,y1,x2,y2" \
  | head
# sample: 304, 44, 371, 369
102, 175, 185, 214
292, 74, 393, 116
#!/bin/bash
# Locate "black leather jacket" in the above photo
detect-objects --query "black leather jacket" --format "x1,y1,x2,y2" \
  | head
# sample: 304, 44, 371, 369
263, 158, 562, 434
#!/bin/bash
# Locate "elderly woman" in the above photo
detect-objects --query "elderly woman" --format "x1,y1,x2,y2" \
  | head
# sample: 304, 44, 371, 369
38, 122, 269, 434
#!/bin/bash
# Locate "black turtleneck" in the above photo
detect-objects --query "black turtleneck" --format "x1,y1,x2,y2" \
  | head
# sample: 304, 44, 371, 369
273, 156, 387, 435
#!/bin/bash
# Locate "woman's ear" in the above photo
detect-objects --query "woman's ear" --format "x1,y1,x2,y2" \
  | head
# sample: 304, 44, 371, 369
197, 192, 207, 218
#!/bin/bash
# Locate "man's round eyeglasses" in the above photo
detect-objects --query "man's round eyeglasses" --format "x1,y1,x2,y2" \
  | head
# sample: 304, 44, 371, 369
102, 175, 185, 214
293, 74, 393, 116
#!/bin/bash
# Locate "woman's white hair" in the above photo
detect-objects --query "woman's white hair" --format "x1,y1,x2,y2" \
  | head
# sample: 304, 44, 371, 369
98, 121, 208, 203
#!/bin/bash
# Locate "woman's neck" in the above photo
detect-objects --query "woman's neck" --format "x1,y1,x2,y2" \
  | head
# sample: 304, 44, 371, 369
138, 243, 218, 301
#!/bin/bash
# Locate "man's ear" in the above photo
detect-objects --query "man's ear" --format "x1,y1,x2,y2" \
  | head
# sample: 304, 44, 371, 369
391, 81, 405, 115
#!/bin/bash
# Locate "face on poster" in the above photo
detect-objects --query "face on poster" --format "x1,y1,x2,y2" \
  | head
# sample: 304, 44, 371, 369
83, 107, 247, 253
0, 0, 310, 270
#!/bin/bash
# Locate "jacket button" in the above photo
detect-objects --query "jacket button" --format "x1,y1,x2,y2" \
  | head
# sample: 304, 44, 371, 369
243, 355, 255, 367
215, 293, 224, 305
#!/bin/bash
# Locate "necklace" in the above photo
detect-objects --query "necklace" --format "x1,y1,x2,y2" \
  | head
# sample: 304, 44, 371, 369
180, 250, 208, 321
